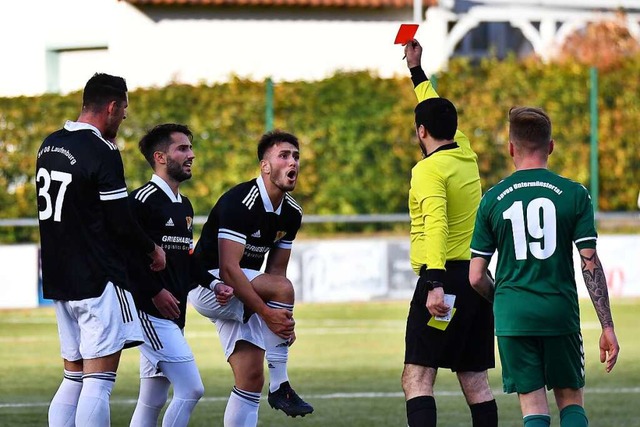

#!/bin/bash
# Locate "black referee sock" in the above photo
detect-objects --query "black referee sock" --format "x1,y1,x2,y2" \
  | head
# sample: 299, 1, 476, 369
470, 399, 498, 427
406, 395, 436, 427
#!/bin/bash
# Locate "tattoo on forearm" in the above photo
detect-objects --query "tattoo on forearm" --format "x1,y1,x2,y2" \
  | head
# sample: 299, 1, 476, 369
476, 275, 494, 303
581, 251, 614, 328
485, 278, 495, 303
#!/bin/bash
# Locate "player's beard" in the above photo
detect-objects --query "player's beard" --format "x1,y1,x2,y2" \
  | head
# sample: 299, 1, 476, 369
104, 106, 125, 141
419, 142, 427, 158
271, 168, 297, 192
103, 123, 118, 141
167, 157, 192, 182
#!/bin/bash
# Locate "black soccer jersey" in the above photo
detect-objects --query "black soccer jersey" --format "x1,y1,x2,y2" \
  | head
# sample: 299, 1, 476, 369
194, 176, 303, 272
128, 175, 201, 328
36, 121, 155, 300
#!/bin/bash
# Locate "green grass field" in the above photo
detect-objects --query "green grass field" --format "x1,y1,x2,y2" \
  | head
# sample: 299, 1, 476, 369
1, 298, 639, 426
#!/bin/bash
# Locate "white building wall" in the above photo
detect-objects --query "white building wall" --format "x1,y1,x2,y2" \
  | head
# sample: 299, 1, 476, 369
0, 0, 423, 97
0, 0, 115, 96
2, 0, 639, 97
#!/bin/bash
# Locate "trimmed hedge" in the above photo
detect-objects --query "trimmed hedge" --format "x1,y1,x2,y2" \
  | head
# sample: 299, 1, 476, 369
1, 56, 639, 242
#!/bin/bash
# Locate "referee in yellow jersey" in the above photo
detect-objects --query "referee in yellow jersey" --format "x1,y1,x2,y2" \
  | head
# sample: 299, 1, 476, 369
401, 39, 498, 427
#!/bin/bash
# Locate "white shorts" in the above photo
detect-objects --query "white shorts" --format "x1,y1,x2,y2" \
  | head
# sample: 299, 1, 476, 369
188, 268, 264, 360
188, 268, 262, 322
213, 312, 264, 360
137, 312, 195, 379
55, 282, 144, 361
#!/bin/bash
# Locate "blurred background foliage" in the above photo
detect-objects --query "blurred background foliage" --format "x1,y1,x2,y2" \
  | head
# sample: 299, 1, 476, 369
1, 55, 639, 243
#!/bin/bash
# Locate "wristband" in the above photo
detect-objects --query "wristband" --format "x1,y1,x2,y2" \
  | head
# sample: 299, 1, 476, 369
429, 281, 444, 290
418, 266, 446, 291
209, 278, 223, 292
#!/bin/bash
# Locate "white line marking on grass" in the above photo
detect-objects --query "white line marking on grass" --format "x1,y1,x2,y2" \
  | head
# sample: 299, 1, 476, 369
185, 327, 403, 338
3, 388, 640, 409
0, 318, 56, 324
309, 388, 640, 399
0, 336, 58, 343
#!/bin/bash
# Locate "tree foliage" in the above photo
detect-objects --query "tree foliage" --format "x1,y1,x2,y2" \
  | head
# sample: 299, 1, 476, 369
1, 57, 639, 242
554, 12, 640, 71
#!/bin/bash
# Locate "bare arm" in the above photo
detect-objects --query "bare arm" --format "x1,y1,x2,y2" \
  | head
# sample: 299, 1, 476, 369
265, 247, 291, 277
469, 257, 495, 303
580, 247, 620, 372
580, 248, 613, 328
218, 238, 269, 315
218, 238, 293, 339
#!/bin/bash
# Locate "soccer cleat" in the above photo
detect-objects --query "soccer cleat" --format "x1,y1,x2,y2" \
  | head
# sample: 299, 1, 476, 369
267, 381, 314, 417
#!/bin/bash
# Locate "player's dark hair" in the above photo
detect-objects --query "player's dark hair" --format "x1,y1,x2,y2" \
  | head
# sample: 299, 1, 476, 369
257, 130, 299, 160
82, 73, 128, 111
509, 106, 552, 152
139, 123, 193, 167
414, 97, 458, 141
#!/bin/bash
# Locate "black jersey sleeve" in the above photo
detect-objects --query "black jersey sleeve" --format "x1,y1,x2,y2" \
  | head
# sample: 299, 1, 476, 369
103, 198, 155, 255
189, 254, 217, 290
100, 150, 155, 254
217, 192, 259, 245
127, 193, 164, 298
192, 204, 220, 272
410, 65, 429, 88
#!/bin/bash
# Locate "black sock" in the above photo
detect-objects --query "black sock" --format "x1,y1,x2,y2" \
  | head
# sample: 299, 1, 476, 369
470, 399, 498, 427
406, 395, 436, 427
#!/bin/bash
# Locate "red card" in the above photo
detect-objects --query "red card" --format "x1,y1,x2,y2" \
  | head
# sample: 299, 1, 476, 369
394, 24, 419, 45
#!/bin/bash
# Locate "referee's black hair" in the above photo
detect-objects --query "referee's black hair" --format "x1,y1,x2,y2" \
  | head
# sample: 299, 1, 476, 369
414, 97, 458, 141
257, 130, 299, 160
82, 73, 128, 111
139, 123, 193, 167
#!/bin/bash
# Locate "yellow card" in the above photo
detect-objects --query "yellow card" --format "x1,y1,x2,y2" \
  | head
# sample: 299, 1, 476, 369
427, 308, 456, 331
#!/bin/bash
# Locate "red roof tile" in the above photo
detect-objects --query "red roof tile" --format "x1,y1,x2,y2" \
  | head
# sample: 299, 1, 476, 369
123, 0, 437, 8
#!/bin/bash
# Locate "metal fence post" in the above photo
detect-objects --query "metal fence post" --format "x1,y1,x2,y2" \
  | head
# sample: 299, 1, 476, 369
590, 67, 599, 213
266, 77, 274, 131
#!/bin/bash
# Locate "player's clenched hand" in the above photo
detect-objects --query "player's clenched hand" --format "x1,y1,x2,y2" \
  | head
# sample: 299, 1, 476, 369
212, 281, 234, 306
152, 288, 180, 319
600, 326, 620, 373
263, 307, 295, 340
288, 330, 297, 347
404, 38, 422, 69
426, 287, 450, 318
148, 244, 166, 271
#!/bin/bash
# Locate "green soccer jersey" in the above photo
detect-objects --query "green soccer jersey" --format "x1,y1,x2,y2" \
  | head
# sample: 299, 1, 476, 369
470, 168, 597, 336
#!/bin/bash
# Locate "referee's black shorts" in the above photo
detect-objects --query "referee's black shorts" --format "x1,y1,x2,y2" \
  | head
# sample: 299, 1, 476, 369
404, 260, 495, 372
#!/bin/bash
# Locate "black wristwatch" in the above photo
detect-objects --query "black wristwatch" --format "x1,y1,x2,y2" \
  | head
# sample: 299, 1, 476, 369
418, 265, 445, 291
428, 281, 444, 290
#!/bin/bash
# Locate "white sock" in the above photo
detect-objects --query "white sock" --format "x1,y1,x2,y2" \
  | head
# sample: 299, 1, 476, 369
48, 370, 83, 427
75, 372, 116, 427
160, 361, 204, 427
224, 387, 260, 427
130, 377, 170, 427
264, 301, 293, 392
